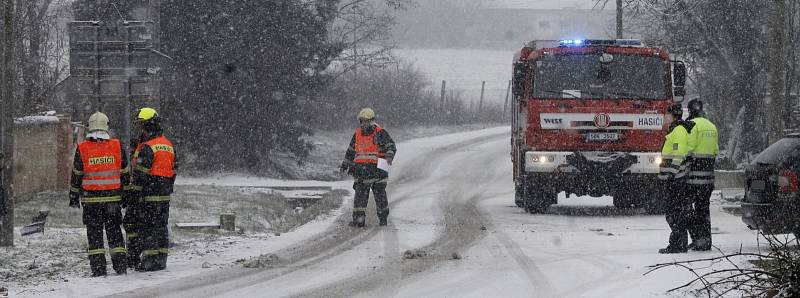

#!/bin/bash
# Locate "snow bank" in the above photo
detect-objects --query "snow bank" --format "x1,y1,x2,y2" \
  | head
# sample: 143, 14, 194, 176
13, 116, 60, 125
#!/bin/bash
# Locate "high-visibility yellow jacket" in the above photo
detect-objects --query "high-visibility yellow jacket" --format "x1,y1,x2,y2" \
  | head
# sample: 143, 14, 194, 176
659, 122, 690, 181
686, 116, 719, 185
687, 117, 720, 159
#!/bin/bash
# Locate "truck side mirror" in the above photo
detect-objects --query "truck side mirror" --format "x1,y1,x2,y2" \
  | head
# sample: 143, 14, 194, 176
512, 62, 525, 97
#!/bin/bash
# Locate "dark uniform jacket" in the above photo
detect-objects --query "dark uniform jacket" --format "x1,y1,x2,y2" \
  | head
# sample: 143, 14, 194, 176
343, 123, 397, 179
128, 133, 177, 201
70, 137, 129, 206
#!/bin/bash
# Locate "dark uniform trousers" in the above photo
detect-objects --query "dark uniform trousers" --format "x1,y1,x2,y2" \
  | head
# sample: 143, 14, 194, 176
140, 199, 170, 270
664, 182, 692, 249
353, 178, 389, 220
83, 201, 127, 274
687, 158, 715, 248
123, 203, 143, 268
689, 184, 714, 247
126, 198, 170, 271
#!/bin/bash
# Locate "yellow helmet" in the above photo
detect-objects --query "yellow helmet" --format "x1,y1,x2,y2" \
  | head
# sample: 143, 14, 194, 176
137, 107, 158, 121
358, 108, 375, 120
88, 112, 109, 132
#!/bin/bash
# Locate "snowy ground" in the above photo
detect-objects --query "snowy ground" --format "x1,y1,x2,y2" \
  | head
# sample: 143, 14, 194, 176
5, 126, 771, 297
394, 49, 513, 105
257, 123, 504, 180
1, 184, 348, 296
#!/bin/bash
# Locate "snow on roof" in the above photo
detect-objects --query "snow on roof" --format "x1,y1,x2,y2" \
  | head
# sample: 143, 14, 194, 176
483, 0, 612, 10
14, 115, 61, 125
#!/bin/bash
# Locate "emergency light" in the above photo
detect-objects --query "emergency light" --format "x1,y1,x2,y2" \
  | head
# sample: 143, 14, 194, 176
558, 39, 643, 47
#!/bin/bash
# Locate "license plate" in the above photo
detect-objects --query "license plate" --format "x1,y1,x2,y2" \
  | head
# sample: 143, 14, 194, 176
750, 180, 766, 190
586, 132, 620, 141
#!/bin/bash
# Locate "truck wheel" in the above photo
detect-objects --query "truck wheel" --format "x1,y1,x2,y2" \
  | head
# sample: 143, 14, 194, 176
613, 195, 635, 209
515, 183, 525, 208
524, 188, 552, 214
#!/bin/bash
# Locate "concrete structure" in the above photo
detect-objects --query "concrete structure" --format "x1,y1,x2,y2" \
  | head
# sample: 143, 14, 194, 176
13, 115, 73, 202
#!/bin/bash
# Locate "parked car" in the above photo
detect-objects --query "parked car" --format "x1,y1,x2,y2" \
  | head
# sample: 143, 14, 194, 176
741, 133, 800, 237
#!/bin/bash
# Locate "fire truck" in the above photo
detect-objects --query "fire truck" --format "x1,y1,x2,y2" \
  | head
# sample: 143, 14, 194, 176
511, 39, 687, 214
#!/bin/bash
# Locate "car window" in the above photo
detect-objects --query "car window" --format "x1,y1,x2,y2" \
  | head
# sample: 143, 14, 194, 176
753, 137, 800, 165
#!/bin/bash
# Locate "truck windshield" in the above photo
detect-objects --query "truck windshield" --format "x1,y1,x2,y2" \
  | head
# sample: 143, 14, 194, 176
532, 54, 669, 100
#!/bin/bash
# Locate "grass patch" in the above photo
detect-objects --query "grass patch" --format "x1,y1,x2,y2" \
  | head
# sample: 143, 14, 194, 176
169, 185, 345, 235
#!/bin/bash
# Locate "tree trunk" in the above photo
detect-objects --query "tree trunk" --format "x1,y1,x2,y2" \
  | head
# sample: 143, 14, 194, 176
767, 0, 787, 144
1, 0, 16, 247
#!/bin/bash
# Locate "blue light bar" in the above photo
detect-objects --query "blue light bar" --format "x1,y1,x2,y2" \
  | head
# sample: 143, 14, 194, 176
560, 39, 585, 46
557, 39, 643, 48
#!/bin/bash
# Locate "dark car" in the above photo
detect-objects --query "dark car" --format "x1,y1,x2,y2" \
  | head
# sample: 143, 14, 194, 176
741, 134, 800, 237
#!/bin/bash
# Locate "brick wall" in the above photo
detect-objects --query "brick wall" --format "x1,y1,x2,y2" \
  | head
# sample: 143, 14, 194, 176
13, 115, 73, 202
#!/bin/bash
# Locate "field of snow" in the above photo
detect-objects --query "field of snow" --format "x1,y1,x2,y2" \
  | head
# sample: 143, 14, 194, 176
394, 49, 515, 105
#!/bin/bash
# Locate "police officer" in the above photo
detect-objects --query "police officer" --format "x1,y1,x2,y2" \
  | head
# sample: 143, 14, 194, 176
658, 104, 693, 254
340, 108, 397, 227
127, 107, 176, 271
70, 112, 128, 276
685, 99, 719, 251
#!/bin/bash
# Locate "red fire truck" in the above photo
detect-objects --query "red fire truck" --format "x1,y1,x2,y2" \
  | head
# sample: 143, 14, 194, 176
511, 39, 686, 213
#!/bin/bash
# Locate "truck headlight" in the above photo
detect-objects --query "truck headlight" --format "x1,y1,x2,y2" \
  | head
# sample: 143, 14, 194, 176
532, 155, 555, 163
654, 156, 663, 165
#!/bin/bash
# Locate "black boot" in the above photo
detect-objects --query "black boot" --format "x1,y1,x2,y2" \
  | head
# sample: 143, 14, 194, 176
356, 215, 366, 227
89, 253, 107, 277
349, 213, 366, 227
377, 210, 389, 226
111, 253, 128, 275
691, 238, 712, 251
156, 253, 168, 271
136, 254, 161, 272
658, 246, 687, 254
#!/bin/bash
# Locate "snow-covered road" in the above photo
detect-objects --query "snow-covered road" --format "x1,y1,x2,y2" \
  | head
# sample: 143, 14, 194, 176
31, 126, 762, 297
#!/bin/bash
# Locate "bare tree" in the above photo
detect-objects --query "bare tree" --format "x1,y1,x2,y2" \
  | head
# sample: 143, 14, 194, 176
11, 0, 71, 114
603, 0, 796, 166
328, 0, 411, 75
646, 234, 800, 297
767, 0, 787, 144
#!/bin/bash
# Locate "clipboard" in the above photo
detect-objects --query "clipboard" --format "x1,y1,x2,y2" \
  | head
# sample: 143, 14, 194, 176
377, 158, 391, 175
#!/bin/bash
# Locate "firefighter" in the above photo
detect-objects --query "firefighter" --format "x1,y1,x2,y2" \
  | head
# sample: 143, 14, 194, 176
658, 104, 693, 254
126, 107, 176, 271
69, 112, 128, 276
340, 108, 397, 227
685, 99, 719, 251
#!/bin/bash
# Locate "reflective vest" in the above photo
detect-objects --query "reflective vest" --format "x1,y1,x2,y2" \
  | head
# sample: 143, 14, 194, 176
659, 124, 690, 181
687, 117, 719, 159
78, 139, 123, 191
686, 117, 719, 185
133, 136, 176, 178
353, 127, 385, 164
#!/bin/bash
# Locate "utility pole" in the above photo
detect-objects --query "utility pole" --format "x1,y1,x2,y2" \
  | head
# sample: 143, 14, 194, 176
767, 0, 786, 144
1, 0, 16, 247
616, 0, 623, 39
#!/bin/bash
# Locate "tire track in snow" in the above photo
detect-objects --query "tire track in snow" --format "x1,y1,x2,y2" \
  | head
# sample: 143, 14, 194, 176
109, 130, 508, 298
487, 227, 557, 296
292, 134, 510, 298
